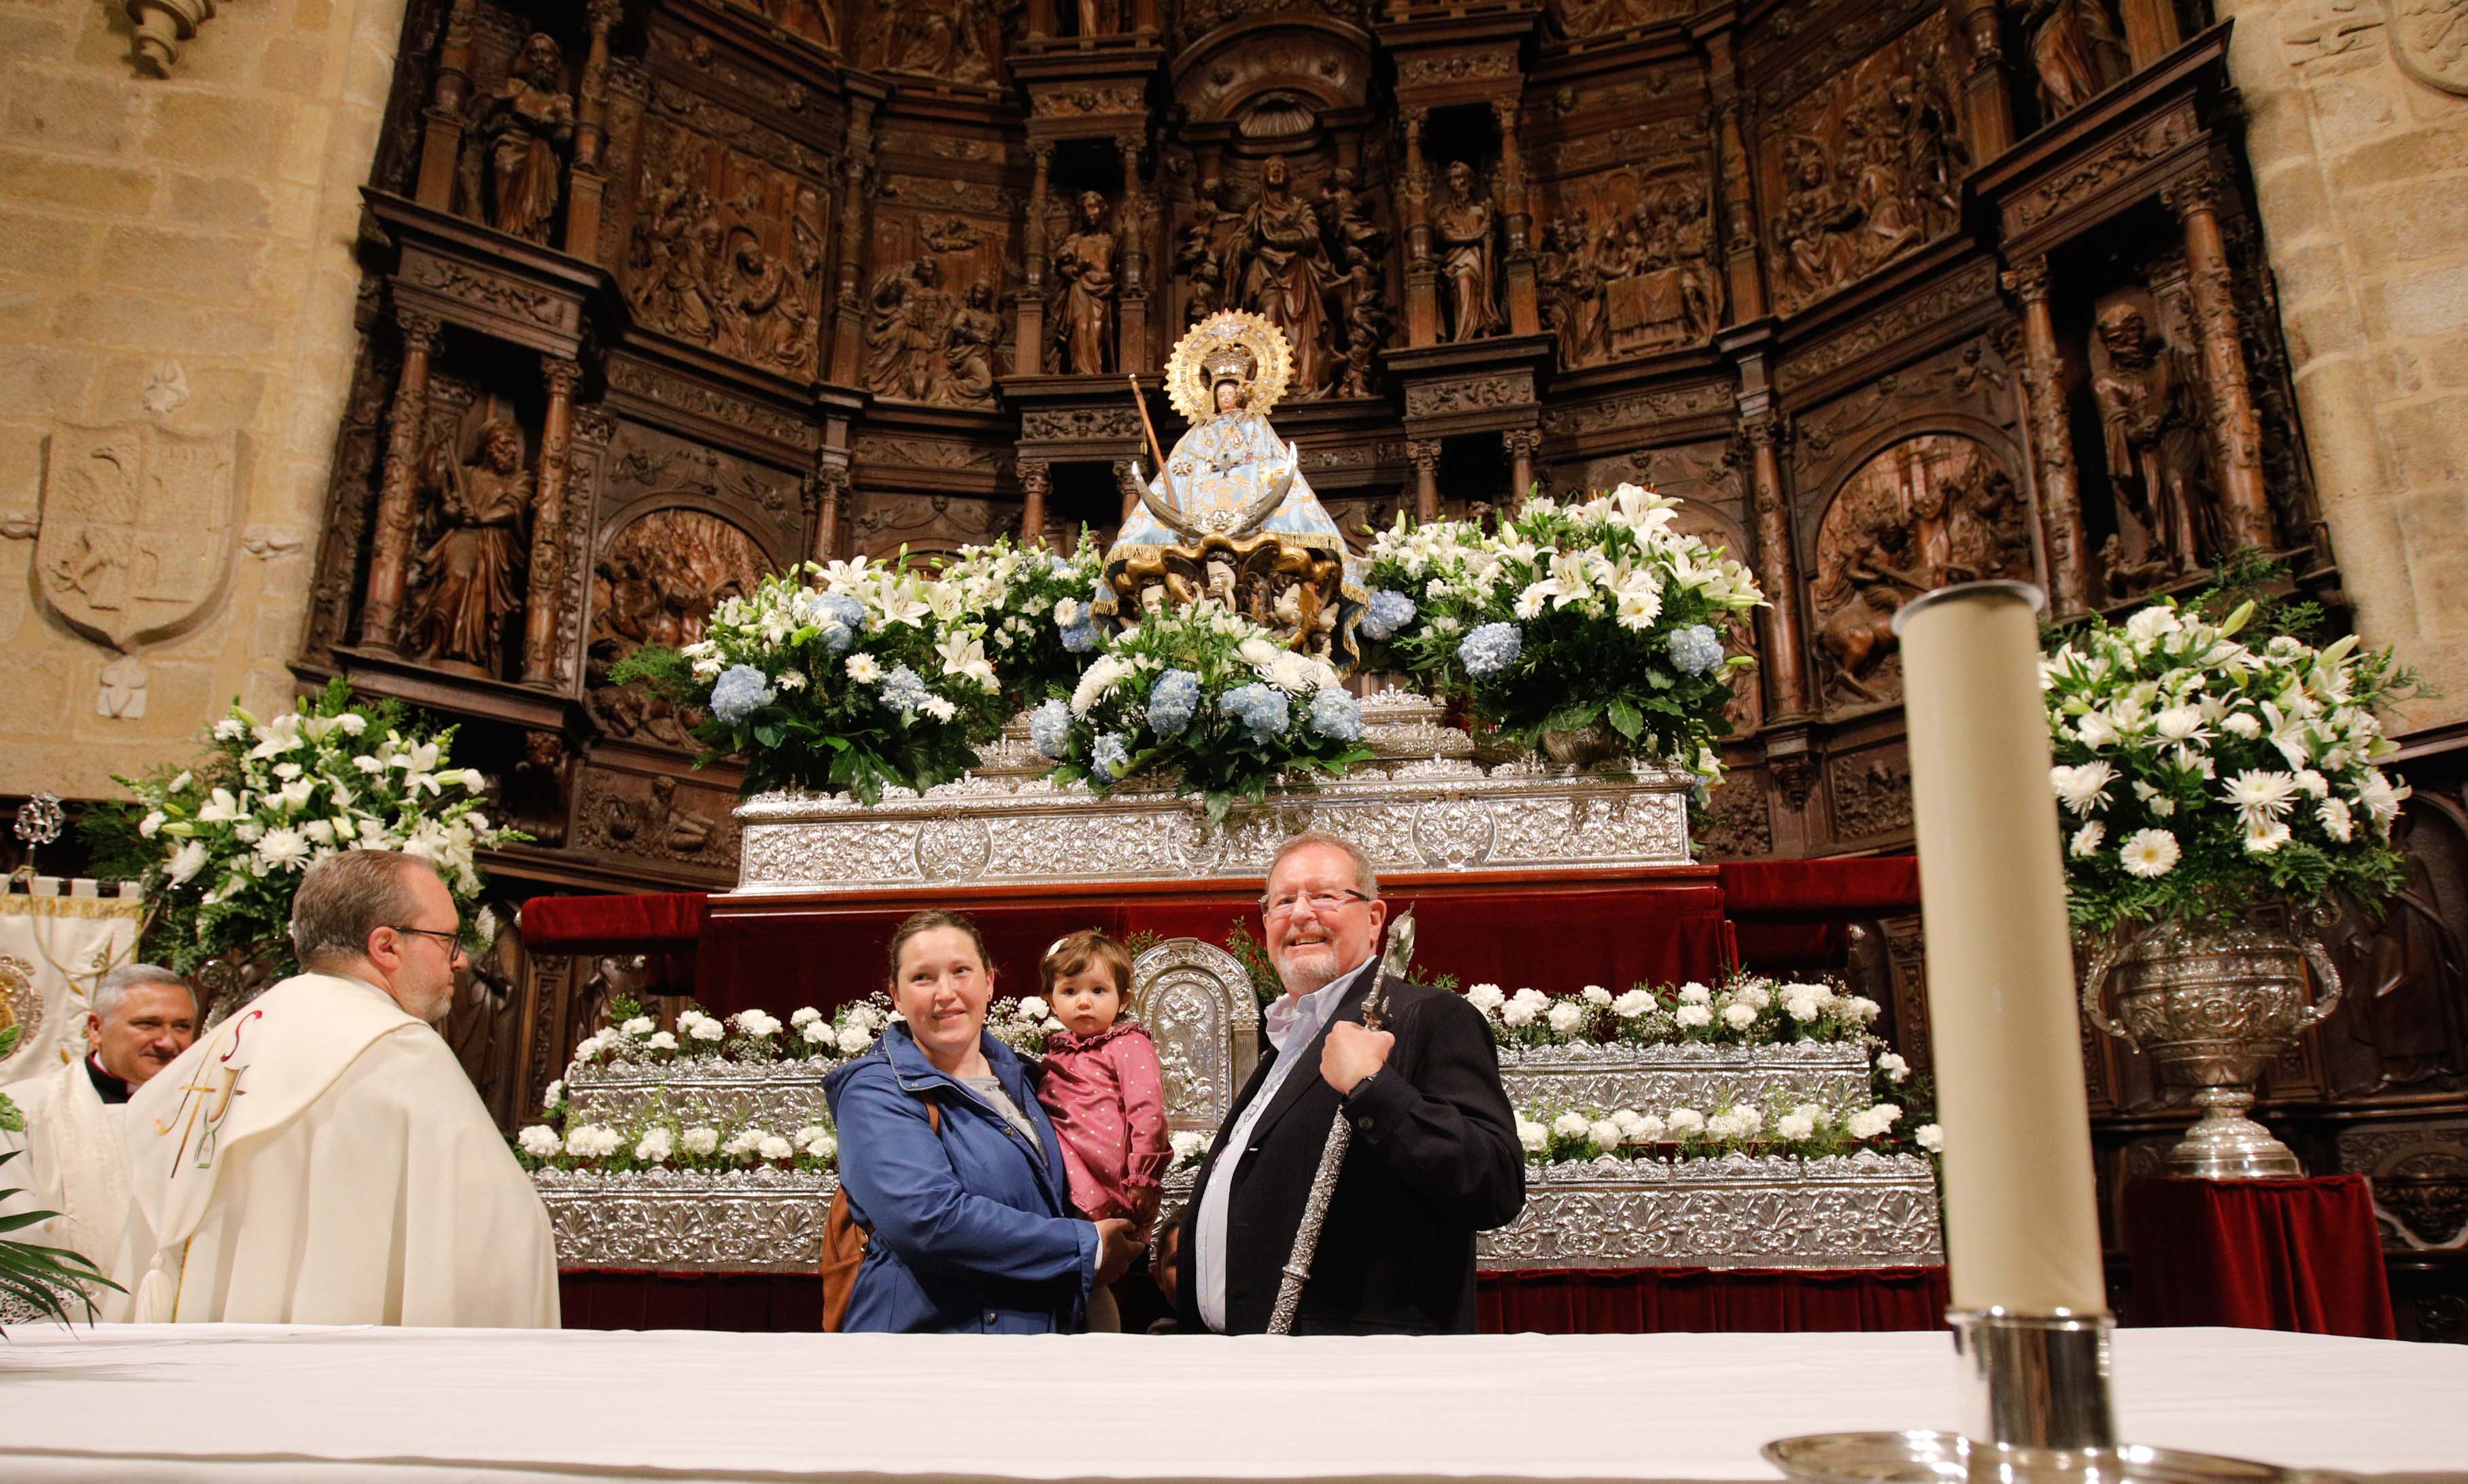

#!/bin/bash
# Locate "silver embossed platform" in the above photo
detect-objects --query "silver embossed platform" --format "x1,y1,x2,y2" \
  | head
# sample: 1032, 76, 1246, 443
534, 1154, 1940, 1274
1498, 1041, 1877, 1115
729, 693, 1696, 895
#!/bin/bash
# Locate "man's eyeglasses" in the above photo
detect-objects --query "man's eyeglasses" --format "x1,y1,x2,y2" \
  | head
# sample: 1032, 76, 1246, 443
388, 925, 464, 950
1259, 889, 1372, 919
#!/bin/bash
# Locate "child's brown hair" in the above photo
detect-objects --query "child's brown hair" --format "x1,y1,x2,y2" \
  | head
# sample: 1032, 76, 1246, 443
1040, 929, 1136, 1011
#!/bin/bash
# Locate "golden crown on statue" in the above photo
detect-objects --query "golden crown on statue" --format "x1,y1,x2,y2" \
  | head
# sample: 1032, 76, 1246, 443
1165, 309, 1293, 422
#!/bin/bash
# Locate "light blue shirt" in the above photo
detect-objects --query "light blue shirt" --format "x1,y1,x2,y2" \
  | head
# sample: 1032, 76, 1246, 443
1195, 954, 1377, 1334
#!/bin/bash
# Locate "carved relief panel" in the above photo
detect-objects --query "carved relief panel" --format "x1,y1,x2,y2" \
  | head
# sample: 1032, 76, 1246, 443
1809, 433, 2032, 711
1758, 10, 1968, 319
857, 0, 1001, 84
622, 111, 831, 381
864, 199, 1012, 408
576, 766, 744, 868
1537, 156, 1721, 367
585, 472, 774, 747
1547, 0, 1698, 38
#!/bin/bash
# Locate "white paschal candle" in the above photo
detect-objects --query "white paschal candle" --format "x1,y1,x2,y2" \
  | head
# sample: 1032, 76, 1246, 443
1894, 582, 2107, 1316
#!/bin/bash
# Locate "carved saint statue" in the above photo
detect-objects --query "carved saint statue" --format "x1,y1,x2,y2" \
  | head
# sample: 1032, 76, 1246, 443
943, 281, 1002, 406
1053, 190, 1120, 375
1775, 136, 1862, 309
2018, 0, 2131, 118
889, 0, 995, 84
1433, 160, 1503, 343
865, 258, 956, 402
2093, 303, 2217, 579
1095, 310, 1366, 656
1174, 177, 1230, 326
1231, 158, 1339, 399
481, 33, 575, 243
405, 417, 532, 675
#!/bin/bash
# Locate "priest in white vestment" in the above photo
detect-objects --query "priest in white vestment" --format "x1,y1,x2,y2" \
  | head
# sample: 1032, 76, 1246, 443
108, 848, 560, 1328
0, 965, 198, 1268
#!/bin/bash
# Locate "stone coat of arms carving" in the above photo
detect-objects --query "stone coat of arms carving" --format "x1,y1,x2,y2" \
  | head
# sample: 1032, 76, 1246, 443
36, 424, 245, 651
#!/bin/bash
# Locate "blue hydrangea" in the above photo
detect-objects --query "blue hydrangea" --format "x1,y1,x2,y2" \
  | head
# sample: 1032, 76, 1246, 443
1060, 621, 1098, 653
1666, 623, 1726, 676
1358, 589, 1418, 642
879, 665, 933, 715
1219, 683, 1290, 743
1030, 697, 1073, 760
1092, 731, 1132, 778
708, 664, 777, 725
1047, 554, 1076, 579
1147, 668, 1201, 738
1307, 685, 1363, 742
818, 622, 856, 655
1458, 621, 1523, 678
815, 593, 868, 631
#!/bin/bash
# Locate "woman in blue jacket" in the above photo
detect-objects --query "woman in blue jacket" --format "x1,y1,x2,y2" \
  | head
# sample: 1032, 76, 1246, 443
823, 909, 1144, 1332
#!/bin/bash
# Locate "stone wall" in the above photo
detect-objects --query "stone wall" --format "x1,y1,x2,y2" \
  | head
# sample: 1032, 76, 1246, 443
0, 0, 405, 797
2227, 0, 2468, 727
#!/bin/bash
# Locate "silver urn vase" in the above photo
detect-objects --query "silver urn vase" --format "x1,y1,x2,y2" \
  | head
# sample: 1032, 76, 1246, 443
2082, 916, 2344, 1179
1539, 723, 1626, 772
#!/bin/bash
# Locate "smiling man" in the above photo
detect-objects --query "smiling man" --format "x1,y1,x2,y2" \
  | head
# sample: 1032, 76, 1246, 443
1179, 831, 1524, 1334
0, 965, 197, 1271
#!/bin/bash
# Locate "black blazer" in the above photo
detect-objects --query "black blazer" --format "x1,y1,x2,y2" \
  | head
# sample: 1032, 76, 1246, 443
1176, 971, 1526, 1334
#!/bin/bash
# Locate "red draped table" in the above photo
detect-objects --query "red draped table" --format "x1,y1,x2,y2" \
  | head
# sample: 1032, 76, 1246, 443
560, 1266, 1952, 1334
2123, 1175, 2395, 1338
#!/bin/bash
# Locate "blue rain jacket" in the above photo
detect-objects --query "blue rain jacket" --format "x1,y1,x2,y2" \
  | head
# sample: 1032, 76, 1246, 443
823, 1022, 1097, 1332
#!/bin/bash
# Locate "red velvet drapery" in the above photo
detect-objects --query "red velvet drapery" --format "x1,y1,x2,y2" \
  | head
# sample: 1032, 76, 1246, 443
558, 1266, 1951, 1334
2122, 1175, 2395, 1338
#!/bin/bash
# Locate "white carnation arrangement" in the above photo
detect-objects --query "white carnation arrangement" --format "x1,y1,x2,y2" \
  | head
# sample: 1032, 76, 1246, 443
1515, 1098, 1939, 1164
2044, 574, 2417, 935
514, 1097, 838, 1177
1465, 971, 1882, 1050
985, 995, 1065, 1058
566, 996, 895, 1069
99, 678, 517, 980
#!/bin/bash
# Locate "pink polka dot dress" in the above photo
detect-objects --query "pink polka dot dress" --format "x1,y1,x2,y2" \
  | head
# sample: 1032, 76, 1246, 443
1035, 1021, 1169, 1224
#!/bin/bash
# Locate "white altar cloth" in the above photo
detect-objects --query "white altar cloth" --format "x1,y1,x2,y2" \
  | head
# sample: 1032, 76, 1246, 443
0, 1326, 2459, 1483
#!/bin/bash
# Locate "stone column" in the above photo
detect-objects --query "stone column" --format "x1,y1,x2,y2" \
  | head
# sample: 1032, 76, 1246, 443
416, 0, 477, 210
2005, 257, 2095, 617
562, 0, 620, 262
1400, 107, 1439, 347
1503, 428, 1540, 509
2165, 163, 2276, 556
521, 357, 581, 687
1019, 459, 1051, 548
1117, 137, 1149, 373
1494, 98, 1539, 337
360, 309, 441, 651
1743, 411, 1811, 719
1407, 438, 1441, 522
1020, 144, 1054, 375
1951, 0, 2014, 163
828, 98, 878, 387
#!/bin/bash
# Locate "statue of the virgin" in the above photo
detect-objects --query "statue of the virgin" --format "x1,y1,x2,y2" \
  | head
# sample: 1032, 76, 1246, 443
1096, 310, 1365, 658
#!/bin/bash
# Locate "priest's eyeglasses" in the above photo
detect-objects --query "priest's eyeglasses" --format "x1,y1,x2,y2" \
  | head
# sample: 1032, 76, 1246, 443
1260, 889, 1371, 919
388, 925, 464, 949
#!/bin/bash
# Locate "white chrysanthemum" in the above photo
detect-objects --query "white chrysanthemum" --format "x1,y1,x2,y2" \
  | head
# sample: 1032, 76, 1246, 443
2119, 827, 2180, 878
1546, 1002, 1583, 1035
1551, 1110, 1591, 1139
2070, 821, 2106, 858
2317, 795, 2356, 842
1580, 984, 1612, 1007
2243, 818, 2293, 854
2222, 769, 2301, 828
2050, 761, 2119, 816
1916, 1123, 1944, 1153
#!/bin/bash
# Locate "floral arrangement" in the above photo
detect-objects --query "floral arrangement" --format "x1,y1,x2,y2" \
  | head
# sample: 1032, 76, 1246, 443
566, 997, 895, 1067
1467, 972, 1883, 1050
1169, 1128, 1210, 1171
86, 679, 514, 979
614, 555, 1020, 803
514, 1095, 839, 1176
2043, 578, 2418, 935
934, 536, 1108, 710
1361, 485, 1764, 778
986, 995, 1063, 1057
1513, 1096, 1936, 1164
1031, 600, 1374, 826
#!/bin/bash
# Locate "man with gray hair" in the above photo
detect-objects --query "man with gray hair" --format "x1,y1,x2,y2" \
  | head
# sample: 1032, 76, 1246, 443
109, 848, 558, 1327
1178, 830, 1524, 1333
0, 963, 196, 1267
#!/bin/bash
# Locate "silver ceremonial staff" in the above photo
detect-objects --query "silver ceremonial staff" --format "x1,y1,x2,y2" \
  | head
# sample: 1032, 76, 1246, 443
1265, 905, 1416, 1336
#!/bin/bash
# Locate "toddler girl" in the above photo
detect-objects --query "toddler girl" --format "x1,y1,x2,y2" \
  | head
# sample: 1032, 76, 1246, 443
1033, 929, 1169, 1332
